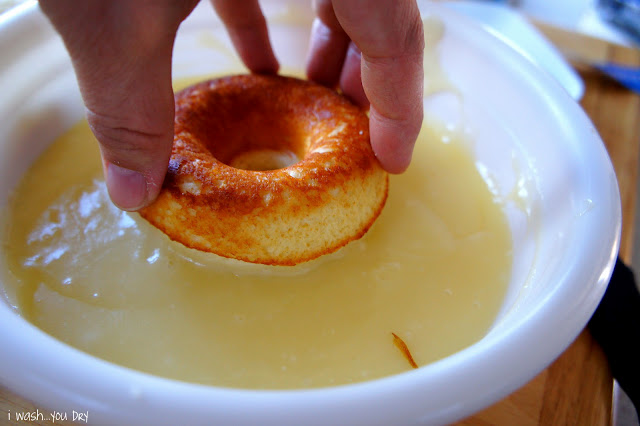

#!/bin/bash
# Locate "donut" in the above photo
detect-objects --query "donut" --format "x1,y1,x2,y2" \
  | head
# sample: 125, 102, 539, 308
139, 74, 388, 266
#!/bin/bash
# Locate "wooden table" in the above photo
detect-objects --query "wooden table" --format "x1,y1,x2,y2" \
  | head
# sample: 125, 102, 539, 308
2, 19, 640, 426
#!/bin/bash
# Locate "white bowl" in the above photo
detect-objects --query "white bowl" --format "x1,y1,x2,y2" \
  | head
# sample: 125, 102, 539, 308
0, 1, 620, 425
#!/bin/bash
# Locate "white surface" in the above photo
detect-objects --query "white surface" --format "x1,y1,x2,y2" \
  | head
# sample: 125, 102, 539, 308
0, 2, 621, 425
517, 0, 639, 46
518, 0, 595, 28
444, 1, 585, 100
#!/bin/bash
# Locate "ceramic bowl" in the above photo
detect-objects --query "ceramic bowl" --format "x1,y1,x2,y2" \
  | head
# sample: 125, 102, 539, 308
0, 1, 620, 424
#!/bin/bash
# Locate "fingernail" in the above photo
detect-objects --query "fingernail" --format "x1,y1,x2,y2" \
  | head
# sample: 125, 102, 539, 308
106, 163, 148, 211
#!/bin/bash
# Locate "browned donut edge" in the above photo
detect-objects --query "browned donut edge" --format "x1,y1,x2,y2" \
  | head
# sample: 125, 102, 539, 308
140, 74, 389, 266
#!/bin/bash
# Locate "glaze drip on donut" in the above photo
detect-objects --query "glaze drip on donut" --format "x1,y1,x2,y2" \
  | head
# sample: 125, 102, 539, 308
139, 74, 389, 266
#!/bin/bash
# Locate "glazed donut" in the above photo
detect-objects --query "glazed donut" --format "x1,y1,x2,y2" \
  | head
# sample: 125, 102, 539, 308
139, 74, 388, 266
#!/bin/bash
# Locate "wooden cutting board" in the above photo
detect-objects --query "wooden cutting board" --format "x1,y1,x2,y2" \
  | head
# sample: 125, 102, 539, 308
1, 19, 639, 426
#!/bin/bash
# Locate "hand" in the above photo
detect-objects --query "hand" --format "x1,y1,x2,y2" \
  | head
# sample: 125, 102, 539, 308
39, 0, 278, 211
306, 0, 424, 174
39, 0, 423, 212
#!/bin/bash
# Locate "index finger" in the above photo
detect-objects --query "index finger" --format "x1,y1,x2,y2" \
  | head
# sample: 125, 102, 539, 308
332, 0, 424, 173
211, 0, 279, 73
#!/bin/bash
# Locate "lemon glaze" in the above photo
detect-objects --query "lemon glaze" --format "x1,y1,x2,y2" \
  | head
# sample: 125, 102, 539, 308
0, 116, 512, 389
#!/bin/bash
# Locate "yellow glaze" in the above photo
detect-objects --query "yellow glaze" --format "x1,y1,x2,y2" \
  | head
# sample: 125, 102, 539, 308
1, 116, 512, 389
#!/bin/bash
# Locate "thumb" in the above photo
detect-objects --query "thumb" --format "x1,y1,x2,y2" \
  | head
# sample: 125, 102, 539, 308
87, 54, 175, 212
40, 1, 197, 210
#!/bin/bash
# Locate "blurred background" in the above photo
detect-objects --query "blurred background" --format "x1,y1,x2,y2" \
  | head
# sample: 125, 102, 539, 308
466, 0, 640, 47
2, 0, 639, 46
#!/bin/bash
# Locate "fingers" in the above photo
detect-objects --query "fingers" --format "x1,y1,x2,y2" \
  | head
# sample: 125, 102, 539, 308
85, 45, 176, 211
40, 0, 198, 210
336, 0, 424, 173
308, 0, 424, 173
306, 0, 350, 87
211, 0, 279, 74
338, 42, 368, 108
40, 0, 280, 211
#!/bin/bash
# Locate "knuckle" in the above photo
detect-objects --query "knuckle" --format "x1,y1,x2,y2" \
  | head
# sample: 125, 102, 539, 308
87, 110, 171, 163
405, 14, 425, 55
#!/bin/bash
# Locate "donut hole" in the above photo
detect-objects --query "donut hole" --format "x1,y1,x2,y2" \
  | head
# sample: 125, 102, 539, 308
185, 92, 314, 171
228, 149, 300, 171
212, 127, 307, 171
203, 127, 306, 171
